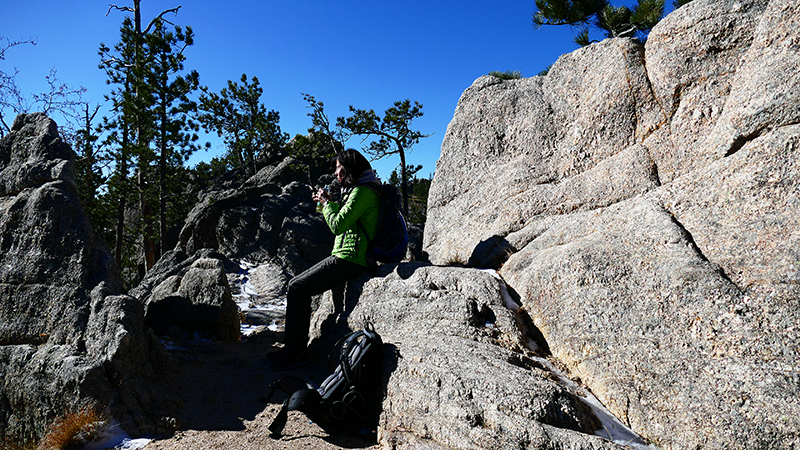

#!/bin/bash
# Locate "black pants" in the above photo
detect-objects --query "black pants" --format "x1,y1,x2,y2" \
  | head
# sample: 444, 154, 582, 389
283, 256, 368, 351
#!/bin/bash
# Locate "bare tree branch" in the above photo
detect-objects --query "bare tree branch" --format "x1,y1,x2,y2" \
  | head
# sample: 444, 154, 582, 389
143, 7, 182, 34
1, 35, 38, 136
106, 4, 135, 16
1, 35, 37, 60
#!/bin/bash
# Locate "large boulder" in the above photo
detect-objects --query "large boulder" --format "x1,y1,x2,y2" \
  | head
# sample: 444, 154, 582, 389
424, 0, 800, 448
0, 113, 176, 442
311, 263, 627, 450
424, 38, 661, 267
133, 252, 240, 342
177, 173, 332, 277
131, 248, 240, 341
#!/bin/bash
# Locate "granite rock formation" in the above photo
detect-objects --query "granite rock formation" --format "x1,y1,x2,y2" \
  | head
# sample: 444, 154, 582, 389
130, 249, 240, 342
424, 0, 800, 448
310, 263, 628, 449
177, 165, 333, 277
0, 113, 176, 442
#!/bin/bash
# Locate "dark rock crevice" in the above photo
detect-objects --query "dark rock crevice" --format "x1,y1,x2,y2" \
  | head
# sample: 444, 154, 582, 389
724, 128, 767, 157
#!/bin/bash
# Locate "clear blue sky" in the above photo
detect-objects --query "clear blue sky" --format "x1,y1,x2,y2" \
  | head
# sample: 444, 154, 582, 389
3, 1, 589, 179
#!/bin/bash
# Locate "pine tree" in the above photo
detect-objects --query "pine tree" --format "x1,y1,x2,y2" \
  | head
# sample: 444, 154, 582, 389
533, 0, 665, 45
288, 93, 345, 182
389, 164, 428, 224
337, 99, 430, 216
74, 103, 109, 238
147, 19, 203, 259
99, 15, 143, 270
100, 1, 194, 281
197, 74, 288, 175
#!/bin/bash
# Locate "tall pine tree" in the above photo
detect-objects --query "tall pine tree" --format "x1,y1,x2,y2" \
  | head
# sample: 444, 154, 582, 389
100, 1, 197, 282
99, 14, 143, 272
197, 74, 288, 175
147, 19, 203, 260
74, 103, 109, 238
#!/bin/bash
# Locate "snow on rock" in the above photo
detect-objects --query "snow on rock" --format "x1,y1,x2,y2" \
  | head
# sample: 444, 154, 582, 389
228, 260, 287, 337
484, 269, 657, 450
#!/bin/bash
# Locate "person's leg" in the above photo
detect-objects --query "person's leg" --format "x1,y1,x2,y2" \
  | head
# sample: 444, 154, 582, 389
282, 256, 367, 352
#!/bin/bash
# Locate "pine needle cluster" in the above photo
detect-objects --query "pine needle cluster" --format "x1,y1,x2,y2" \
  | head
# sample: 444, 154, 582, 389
532, 0, 682, 45
1, 437, 35, 450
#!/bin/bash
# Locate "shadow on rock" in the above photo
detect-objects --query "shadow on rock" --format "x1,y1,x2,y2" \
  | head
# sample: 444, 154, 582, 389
469, 235, 516, 269
258, 339, 396, 449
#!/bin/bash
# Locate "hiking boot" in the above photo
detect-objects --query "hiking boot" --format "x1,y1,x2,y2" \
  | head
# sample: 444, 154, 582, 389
271, 350, 310, 371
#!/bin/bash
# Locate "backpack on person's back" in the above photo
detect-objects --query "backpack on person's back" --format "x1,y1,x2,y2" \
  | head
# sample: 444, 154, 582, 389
358, 182, 409, 266
265, 327, 385, 439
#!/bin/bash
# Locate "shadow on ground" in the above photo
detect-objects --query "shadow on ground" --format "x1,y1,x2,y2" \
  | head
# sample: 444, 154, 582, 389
156, 329, 378, 449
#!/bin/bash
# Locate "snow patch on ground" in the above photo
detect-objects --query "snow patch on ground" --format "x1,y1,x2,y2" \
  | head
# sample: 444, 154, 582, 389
533, 355, 657, 449
79, 420, 152, 450
229, 259, 287, 336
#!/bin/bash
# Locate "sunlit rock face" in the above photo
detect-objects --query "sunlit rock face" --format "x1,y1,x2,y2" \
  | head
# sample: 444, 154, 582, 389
313, 263, 625, 450
425, 0, 800, 448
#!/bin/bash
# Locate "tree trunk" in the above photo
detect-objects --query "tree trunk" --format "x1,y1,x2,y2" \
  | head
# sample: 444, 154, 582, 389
134, 0, 155, 272
114, 70, 134, 268
158, 76, 168, 261
399, 148, 409, 217
116, 118, 130, 268
138, 169, 155, 271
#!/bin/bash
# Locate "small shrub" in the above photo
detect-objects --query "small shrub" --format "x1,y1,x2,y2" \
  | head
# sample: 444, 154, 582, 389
488, 70, 523, 80
445, 255, 467, 267
537, 64, 553, 77
36, 404, 110, 450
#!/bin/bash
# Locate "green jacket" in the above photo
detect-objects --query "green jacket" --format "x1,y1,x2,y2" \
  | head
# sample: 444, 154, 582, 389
322, 185, 380, 267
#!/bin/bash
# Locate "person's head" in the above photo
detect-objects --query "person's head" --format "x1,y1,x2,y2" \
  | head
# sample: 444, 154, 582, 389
335, 149, 372, 186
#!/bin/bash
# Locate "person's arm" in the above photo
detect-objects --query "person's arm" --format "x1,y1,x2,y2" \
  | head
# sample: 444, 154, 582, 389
323, 187, 375, 235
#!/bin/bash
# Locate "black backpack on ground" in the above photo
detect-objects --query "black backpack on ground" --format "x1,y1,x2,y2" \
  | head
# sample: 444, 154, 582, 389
358, 183, 410, 266
265, 327, 385, 439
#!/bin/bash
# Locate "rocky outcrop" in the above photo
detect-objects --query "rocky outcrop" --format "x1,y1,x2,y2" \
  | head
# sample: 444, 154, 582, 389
177, 165, 333, 277
0, 113, 176, 442
130, 249, 240, 342
642, 0, 771, 182
425, 38, 661, 266
6, 3, 798, 449
310, 263, 627, 449
425, 0, 800, 448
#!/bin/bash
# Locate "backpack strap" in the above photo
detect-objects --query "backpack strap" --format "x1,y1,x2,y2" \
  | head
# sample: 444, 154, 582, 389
269, 388, 322, 437
340, 333, 359, 383
268, 399, 290, 437
356, 185, 384, 268
264, 376, 318, 438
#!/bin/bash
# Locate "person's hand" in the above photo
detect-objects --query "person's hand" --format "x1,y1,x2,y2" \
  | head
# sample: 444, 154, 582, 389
312, 188, 331, 204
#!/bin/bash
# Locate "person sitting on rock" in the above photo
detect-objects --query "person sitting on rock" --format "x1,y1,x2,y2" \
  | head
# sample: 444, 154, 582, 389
268, 149, 380, 370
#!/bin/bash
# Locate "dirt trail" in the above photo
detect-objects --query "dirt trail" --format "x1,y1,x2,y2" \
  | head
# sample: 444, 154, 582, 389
141, 332, 379, 450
